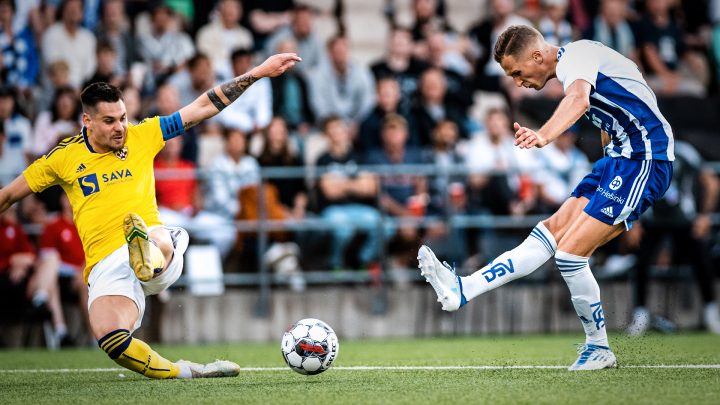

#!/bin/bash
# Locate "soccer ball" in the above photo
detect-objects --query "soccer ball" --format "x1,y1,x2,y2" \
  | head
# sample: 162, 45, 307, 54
281, 318, 339, 375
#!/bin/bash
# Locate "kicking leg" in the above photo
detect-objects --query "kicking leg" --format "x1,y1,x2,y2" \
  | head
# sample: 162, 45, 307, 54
418, 197, 586, 311
556, 212, 623, 371
90, 295, 240, 379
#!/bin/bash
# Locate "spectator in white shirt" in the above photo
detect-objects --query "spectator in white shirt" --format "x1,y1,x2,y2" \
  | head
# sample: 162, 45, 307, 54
309, 35, 375, 126
41, 0, 96, 88
0, 86, 32, 185
196, 0, 253, 80
216, 48, 272, 134
137, 4, 195, 85
264, 4, 325, 75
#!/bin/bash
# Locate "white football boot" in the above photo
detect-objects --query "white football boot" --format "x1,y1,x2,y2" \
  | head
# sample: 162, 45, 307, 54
568, 344, 618, 371
417, 245, 467, 311
176, 359, 241, 378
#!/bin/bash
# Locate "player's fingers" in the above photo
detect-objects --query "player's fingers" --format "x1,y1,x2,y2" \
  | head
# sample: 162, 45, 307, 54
513, 122, 521, 131
514, 132, 529, 147
514, 126, 527, 139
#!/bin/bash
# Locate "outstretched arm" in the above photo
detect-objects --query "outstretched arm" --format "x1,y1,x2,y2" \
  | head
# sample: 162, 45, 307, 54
178, 53, 301, 130
514, 79, 591, 149
0, 175, 34, 214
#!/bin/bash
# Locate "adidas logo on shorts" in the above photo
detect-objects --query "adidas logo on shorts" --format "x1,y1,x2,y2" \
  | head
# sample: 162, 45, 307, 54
601, 206, 614, 217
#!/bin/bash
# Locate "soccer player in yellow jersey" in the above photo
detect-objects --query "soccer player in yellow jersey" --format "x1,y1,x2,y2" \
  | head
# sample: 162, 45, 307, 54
0, 53, 301, 379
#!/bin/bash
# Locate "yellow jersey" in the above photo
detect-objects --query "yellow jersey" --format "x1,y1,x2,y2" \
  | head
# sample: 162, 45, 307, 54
23, 116, 179, 282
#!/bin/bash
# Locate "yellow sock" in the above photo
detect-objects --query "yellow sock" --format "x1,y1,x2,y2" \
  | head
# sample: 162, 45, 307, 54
98, 329, 179, 379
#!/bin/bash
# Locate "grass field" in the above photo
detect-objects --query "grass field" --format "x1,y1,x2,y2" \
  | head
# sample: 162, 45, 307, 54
1, 333, 719, 404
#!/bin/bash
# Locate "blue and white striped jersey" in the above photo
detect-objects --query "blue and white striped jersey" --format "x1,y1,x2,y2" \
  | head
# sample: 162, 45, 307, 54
556, 40, 674, 161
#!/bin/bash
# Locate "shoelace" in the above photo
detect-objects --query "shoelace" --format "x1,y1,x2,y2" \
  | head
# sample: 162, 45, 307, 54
442, 261, 457, 274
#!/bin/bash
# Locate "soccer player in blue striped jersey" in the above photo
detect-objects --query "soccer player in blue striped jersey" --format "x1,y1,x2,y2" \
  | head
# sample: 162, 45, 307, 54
0, 53, 301, 378
418, 25, 674, 371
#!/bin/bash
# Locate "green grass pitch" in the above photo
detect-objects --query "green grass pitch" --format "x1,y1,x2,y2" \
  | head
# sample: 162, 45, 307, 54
1, 333, 719, 404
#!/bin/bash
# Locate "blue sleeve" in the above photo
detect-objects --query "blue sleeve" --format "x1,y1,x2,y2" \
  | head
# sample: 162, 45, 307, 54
159, 112, 185, 141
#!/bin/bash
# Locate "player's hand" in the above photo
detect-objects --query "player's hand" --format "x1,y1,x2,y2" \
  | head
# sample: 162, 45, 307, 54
514, 122, 548, 149
252, 53, 302, 78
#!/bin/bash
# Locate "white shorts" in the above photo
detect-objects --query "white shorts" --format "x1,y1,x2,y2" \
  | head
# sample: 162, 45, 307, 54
87, 226, 189, 332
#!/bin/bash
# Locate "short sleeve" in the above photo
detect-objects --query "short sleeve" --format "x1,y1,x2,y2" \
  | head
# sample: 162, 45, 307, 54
555, 42, 600, 92
23, 154, 61, 193
131, 113, 184, 156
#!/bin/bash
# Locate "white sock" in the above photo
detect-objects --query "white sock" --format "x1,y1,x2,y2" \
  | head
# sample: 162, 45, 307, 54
461, 222, 557, 301
555, 250, 609, 347
177, 362, 193, 379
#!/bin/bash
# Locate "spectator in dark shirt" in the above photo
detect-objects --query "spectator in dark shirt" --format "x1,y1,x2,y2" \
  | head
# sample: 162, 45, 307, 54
83, 40, 125, 89
357, 77, 416, 155
411, 67, 468, 148
584, 0, 638, 61
365, 114, 428, 268
94, 0, 137, 77
371, 27, 429, 113
316, 116, 381, 269
269, 39, 315, 134
635, 0, 709, 96
257, 117, 308, 218
0, 0, 39, 90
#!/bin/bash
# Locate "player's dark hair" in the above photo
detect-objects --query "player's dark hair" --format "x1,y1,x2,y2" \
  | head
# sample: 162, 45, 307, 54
493, 25, 542, 63
80, 82, 123, 112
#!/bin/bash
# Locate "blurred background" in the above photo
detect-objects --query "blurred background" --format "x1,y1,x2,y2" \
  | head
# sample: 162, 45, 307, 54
1, 0, 719, 348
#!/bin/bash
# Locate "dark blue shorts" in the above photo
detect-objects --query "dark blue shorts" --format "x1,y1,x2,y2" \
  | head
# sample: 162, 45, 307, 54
571, 157, 673, 230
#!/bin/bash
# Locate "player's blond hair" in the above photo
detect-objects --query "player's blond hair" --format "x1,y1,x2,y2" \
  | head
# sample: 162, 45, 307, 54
493, 25, 544, 63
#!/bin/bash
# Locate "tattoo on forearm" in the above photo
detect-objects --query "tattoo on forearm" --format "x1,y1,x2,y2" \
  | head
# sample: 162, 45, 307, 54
206, 89, 226, 112
183, 120, 199, 130
220, 74, 258, 104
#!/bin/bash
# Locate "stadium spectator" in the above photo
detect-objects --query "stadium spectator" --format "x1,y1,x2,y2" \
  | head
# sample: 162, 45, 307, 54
264, 4, 325, 75
0, 0, 39, 90
83, 40, 125, 89
365, 114, 427, 268
357, 77, 415, 156
410, 0, 452, 43
122, 86, 141, 125
626, 140, 720, 335
169, 53, 217, 108
155, 137, 198, 223
0, 204, 36, 342
410, 67, 468, 148
538, 0, 574, 46
371, 27, 430, 113
36, 193, 89, 346
269, 39, 315, 134
584, 0, 638, 61
462, 108, 539, 217
151, 82, 198, 163
241, 0, 294, 50
316, 116, 381, 270
202, 127, 260, 257
216, 49, 272, 135
256, 117, 307, 218
309, 35, 375, 126
423, 29, 474, 112
467, 0, 531, 92
425, 120, 465, 216
635, 0, 709, 96
41, 0, 96, 88
94, 0, 137, 77
137, 3, 195, 86
196, 0, 253, 80
423, 119, 467, 264
34, 60, 71, 114
424, 28, 472, 78
0, 86, 32, 184
533, 127, 590, 213
31, 87, 81, 157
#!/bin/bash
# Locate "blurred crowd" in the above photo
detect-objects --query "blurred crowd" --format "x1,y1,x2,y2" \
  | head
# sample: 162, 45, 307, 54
1, 0, 720, 345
